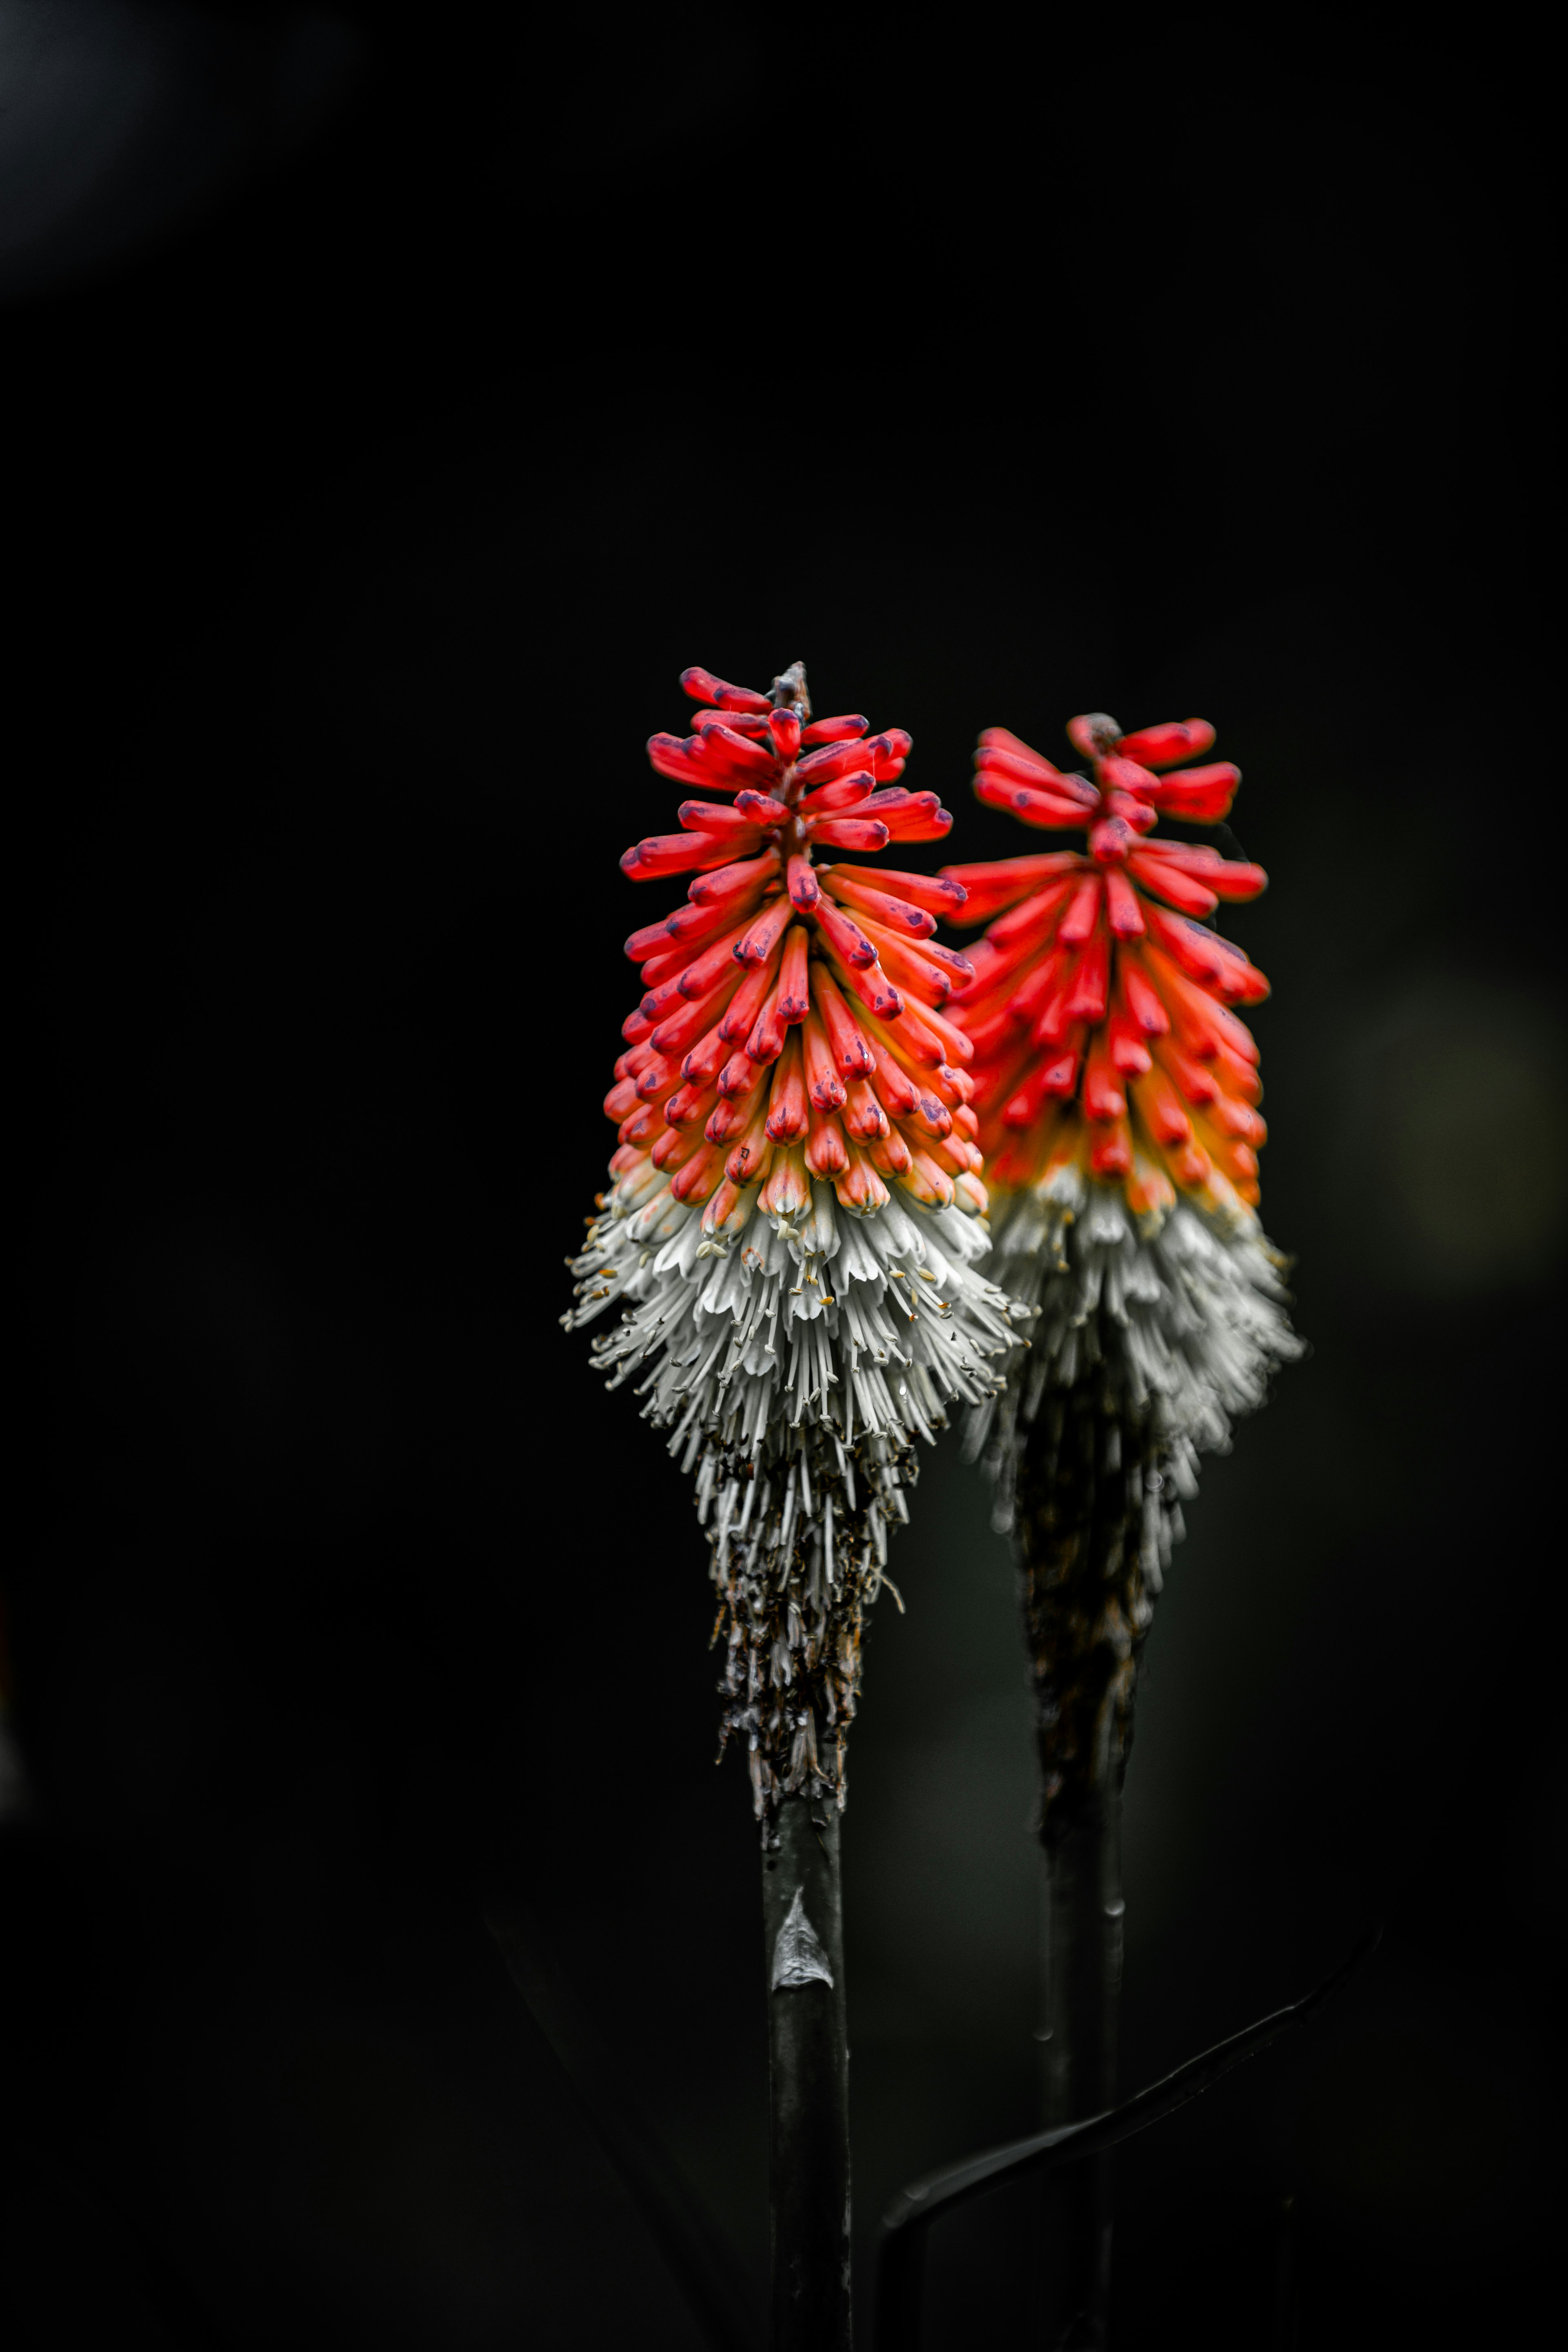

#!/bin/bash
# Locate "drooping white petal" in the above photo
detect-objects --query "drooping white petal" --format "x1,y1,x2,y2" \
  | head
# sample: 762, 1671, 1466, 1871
969, 1162, 1303, 1839
566, 1162, 1031, 1827
971, 1160, 1303, 1538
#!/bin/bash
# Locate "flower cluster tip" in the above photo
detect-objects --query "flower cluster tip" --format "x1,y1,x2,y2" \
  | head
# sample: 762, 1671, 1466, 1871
612, 665, 986, 1229
942, 711, 1272, 1225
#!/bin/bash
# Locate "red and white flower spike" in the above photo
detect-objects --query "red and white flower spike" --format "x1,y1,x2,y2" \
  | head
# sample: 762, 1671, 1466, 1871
566, 663, 1031, 1834
940, 711, 1302, 1836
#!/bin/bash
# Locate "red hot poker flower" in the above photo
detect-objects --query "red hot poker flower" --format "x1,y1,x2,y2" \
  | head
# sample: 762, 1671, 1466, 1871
942, 709, 1301, 1844
567, 662, 1029, 1833
942, 711, 1271, 1223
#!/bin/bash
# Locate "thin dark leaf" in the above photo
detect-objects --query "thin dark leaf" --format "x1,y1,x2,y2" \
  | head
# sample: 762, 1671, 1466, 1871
874, 1925, 1381, 2352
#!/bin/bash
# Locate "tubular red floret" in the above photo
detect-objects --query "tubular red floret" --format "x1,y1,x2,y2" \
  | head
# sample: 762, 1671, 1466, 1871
843, 1075, 891, 1141
651, 976, 740, 1057
802, 1009, 847, 1110
825, 872, 938, 936
736, 896, 795, 968
864, 789, 953, 842
974, 776, 1094, 829
824, 864, 968, 916
855, 916, 965, 1004
1128, 850, 1220, 917
940, 854, 1082, 925
811, 962, 877, 1078
811, 816, 891, 852
829, 950, 903, 1024
678, 798, 767, 839
686, 849, 783, 909
719, 939, 787, 1043
797, 773, 875, 816
1140, 762, 1241, 823
864, 1037, 919, 1119
680, 668, 773, 714
764, 1030, 809, 1142
800, 714, 869, 745
733, 789, 792, 827
682, 1022, 731, 1088
638, 944, 691, 993
677, 915, 760, 997
777, 925, 812, 1025
622, 831, 736, 880
786, 853, 821, 910
664, 894, 755, 948
746, 974, 791, 1065
804, 1104, 851, 1177
812, 898, 878, 970
1114, 718, 1216, 768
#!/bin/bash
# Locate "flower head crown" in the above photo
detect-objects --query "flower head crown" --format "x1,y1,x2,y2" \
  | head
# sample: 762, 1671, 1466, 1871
943, 713, 1270, 1223
608, 661, 986, 1230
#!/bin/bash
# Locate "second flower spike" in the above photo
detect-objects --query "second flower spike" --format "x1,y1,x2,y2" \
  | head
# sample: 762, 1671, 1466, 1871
942, 710, 1303, 1825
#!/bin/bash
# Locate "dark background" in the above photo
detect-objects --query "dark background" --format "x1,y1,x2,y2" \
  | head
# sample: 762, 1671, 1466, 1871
5, 4, 1561, 2346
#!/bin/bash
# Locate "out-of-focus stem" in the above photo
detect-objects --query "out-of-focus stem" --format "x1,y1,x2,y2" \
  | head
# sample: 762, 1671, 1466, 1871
1013, 1384, 1158, 2348
763, 1794, 852, 2351
1039, 1776, 1123, 2348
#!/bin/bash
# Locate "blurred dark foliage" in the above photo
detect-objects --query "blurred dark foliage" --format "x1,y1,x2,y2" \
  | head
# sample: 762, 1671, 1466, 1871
3, 4, 1560, 2346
